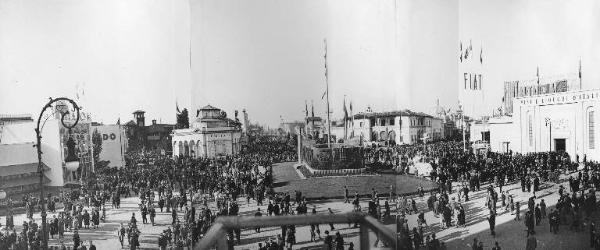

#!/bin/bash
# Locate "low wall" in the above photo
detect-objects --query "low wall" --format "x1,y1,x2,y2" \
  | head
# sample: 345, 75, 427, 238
300, 142, 364, 170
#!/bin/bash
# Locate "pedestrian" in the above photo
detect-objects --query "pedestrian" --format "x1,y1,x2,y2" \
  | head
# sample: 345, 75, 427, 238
328, 208, 335, 230
488, 211, 496, 236
526, 234, 537, 250
324, 231, 333, 250
491, 241, 501, 250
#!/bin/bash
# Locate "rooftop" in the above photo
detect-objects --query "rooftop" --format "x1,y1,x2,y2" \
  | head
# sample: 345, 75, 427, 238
199, 104, 220, 111
352, 109, 434, 119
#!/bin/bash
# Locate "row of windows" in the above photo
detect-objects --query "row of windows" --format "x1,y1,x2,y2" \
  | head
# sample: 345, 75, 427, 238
359, 117, 435, 128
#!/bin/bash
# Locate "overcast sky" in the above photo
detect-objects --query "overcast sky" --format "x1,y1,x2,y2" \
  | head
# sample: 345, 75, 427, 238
1, 0, 598, 126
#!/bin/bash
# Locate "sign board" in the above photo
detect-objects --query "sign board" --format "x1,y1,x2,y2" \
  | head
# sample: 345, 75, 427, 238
92, 125, 127, 168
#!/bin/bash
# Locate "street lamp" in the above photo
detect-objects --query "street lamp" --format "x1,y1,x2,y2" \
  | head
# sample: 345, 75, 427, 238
545, 118, 552, 152
35, 97, 80, 250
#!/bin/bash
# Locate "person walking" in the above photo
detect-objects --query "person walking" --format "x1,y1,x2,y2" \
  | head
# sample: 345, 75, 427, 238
526, 234, 537, 250
487, 211, 496, 236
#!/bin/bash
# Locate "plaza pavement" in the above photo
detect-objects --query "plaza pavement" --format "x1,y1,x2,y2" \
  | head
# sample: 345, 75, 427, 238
402, 175, 594, 250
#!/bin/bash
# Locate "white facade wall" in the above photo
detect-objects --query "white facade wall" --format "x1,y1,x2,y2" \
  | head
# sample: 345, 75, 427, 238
92, 125, 127, 168
488, 117, 515, 153
172, 128, 242, 158
512, 89, 600, 161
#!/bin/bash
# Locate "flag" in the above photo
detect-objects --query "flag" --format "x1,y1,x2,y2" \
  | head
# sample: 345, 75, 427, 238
324, 39, 328, 79
321, 91, 327, 100
343, 97, 348, 123
459, 41, 463, 62
469, 39, 472, 52
176, 100, 181, 114
349, 101, 353, 114
305, 100, 308, 117
480, 45, 483, 64
579, 59, 582, 79
536, 66, 540, 85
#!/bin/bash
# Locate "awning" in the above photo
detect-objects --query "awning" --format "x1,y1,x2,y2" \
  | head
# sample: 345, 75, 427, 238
2, 175, 51, 188
0, 162, 50, 177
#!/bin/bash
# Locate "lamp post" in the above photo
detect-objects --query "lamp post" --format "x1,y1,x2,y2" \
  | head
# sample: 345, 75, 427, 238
35, 97, 80, 249
545, 118, 552, 152
0, 189, 6, 225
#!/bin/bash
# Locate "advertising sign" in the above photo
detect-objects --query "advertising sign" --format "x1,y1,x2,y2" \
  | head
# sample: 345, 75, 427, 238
92, 124, 126, 168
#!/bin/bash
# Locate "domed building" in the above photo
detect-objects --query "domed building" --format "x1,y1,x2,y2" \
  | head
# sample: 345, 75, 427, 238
171, 105, 243, 158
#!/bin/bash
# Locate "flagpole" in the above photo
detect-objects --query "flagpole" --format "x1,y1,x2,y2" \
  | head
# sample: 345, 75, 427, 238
325, 39, 332, 150
343, 95, 347, 141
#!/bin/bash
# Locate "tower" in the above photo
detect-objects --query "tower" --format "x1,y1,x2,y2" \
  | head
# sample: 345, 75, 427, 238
133, 110, 145, 127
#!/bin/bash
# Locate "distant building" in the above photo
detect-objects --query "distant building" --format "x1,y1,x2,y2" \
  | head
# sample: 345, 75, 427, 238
327, 109, 446, 145
172, 105, 243, 158
305, 116, 324, 139
503, 74, 581, 115
280, 121, 305, 136
124, 110, 174, 154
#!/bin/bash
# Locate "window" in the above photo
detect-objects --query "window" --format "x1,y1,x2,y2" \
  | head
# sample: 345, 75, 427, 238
389, 119, 395, 126
359, 122, 363, 128
590, 110, 595, 149
380, 119, 385, 126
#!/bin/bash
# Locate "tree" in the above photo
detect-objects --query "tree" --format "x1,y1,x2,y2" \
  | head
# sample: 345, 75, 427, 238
92, 129, 102, 164
176, 108, 189, 129
92, 129, 110, 170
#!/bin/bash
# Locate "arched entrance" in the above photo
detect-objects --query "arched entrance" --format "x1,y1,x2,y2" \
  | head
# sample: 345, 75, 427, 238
184, 141, 189, 156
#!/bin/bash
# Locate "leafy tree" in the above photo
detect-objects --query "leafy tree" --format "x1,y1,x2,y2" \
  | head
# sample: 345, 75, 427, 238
92, 129, 102, 164
176, 108, 189, 129
92, 129, 110, 170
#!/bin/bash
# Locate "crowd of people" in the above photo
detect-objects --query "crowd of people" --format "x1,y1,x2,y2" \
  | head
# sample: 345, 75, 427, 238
0, 134, 299, 249
394, 141, 600, 250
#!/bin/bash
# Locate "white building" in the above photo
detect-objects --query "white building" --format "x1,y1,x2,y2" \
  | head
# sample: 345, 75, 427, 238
513, 89, 599, 160
331, 110, 445, 146
0, 109, 94, 188
480, 88, 600, 161
172, 105, 243, 158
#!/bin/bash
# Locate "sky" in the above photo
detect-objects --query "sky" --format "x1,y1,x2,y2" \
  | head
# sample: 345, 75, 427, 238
458, 0, 600, 116
1, 0, 598, 126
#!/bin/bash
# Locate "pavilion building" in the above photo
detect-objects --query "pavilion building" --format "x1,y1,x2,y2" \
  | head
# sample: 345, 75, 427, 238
171, 105, 243, 158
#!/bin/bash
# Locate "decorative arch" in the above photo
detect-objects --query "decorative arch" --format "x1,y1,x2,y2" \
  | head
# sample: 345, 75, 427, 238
388, 131, 396, 142
189, 140, 196, 157
178, 141, 183, 156
379, 131, 387, 141
197, 140, 202, 158
184, 141, 189, 156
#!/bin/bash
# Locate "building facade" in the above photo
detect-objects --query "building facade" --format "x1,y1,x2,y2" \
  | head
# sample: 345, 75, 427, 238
172, 105, 243, 158
513, 88, 599, 160
335, 110, 446, 146
125, 110, 174, 154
